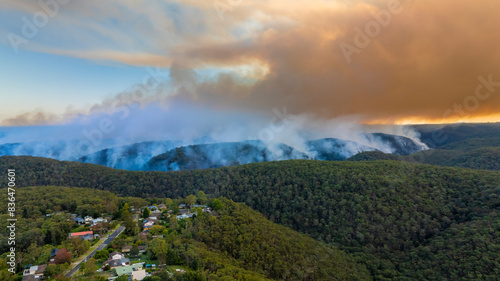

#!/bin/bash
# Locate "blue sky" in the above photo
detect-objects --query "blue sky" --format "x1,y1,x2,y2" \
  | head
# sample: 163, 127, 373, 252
0, 44, 150, 120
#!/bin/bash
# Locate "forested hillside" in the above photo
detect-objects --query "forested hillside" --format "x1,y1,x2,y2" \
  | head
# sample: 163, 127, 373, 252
349, 137, 500, 170
0, 186, 369, 281
1, 156, 500, 279
0, 187, 120, 280
414, 123, 500, 148
187, 197, 370, 280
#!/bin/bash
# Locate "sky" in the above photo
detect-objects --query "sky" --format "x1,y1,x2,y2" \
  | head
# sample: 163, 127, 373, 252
1, 0, 500, 127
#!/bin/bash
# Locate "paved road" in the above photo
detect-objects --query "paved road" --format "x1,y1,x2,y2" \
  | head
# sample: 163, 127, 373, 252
66, 226, 125, 278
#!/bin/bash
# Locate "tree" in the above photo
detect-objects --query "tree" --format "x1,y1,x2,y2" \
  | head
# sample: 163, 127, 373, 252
172, 204, 180, 215
149, 225, 166, 236
123, 203, 130, 212
95, 249, 109, 261
165, 198, 173, 207
44, 265, 63, 279
143, 276, 162, 281
151, 238, 168, 265
54, 248, 71, 265
169, 216, 179, 230
184, 270, 205, 281
211, 199, 223, 211
197, 191, 207, 205
0, 269, 15, 281
122, 210, 137, 235
116, 275, 129, 281
186, 195, 196, 208
85, 258, 97, 276
143, 207, 151, 219
130, 245, 140, 257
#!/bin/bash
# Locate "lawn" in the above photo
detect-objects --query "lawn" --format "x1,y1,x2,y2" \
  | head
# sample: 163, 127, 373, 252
130, 254, 157, 266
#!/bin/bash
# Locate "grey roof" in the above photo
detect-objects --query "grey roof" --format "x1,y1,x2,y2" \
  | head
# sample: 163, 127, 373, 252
106, 258, 130, 267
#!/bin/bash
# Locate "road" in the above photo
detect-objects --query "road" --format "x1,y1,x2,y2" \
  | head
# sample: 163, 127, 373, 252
65, 226, 125, 278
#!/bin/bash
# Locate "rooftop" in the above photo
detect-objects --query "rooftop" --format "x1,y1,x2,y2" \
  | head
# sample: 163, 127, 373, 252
115, 263, 144, 276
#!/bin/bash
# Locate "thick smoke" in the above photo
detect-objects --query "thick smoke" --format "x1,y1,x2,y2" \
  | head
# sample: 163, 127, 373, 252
0, 100, 427, 170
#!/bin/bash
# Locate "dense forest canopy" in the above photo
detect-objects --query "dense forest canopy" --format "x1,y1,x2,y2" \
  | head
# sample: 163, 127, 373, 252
349, 137, 500, 171
1, 156, 500, 279
0, 186, 369, 281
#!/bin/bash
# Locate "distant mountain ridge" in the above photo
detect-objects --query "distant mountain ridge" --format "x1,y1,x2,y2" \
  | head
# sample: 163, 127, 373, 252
348, 137, 500, 170
0, 133, 426, 171
89, 134, 425, 171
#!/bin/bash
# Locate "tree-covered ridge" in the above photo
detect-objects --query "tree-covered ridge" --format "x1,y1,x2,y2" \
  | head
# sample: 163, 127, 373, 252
0, 186, 369, 280
414, 123, 500, 148
1, 157, 500, 279
348, 139, 500, 171
188, 197, 370, 281
0, 186, 120, 280
439, 137, 500, 150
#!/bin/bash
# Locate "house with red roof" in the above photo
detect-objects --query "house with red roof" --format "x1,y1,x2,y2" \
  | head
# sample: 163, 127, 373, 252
69, 231, 94, 240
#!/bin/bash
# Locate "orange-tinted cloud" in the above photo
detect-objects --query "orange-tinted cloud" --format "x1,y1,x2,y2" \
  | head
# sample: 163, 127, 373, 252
2, 0, 500, 124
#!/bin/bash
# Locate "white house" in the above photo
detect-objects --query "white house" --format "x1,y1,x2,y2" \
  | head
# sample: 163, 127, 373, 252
109, 251, 124, 260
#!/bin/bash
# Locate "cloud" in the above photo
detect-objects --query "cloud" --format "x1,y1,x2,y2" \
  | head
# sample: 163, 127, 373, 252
1, 110, 61, 126
1, 0, 500, 124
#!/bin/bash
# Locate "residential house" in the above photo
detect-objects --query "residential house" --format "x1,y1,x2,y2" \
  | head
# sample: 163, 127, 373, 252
104, 252, 130, 269
143, 220, 154, 231
115, 263, 146, 280
104, 258, 130, 269
193, 205, 212, 213
22, 264, 46, 279
90, 223, 104, 232
178, 204, 186, 209
35, 264, 47, 278
69, 231, 94, 240
73, 217, 85, 224
122, 245, 132, 254
91, 218, 108, 225
138, 245, 147, 253
109, 251, 124, 260
23, 265, 38, 276
49, 249, 58, 264
132, 269, 147, 281
177, 213, 195, 220
147, 216, 159, 223
158, 204, 167, 210
84, 216, 93, 223
138, 232, 148, 240
148, 205, 160, 213
149, 213, 161, 219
